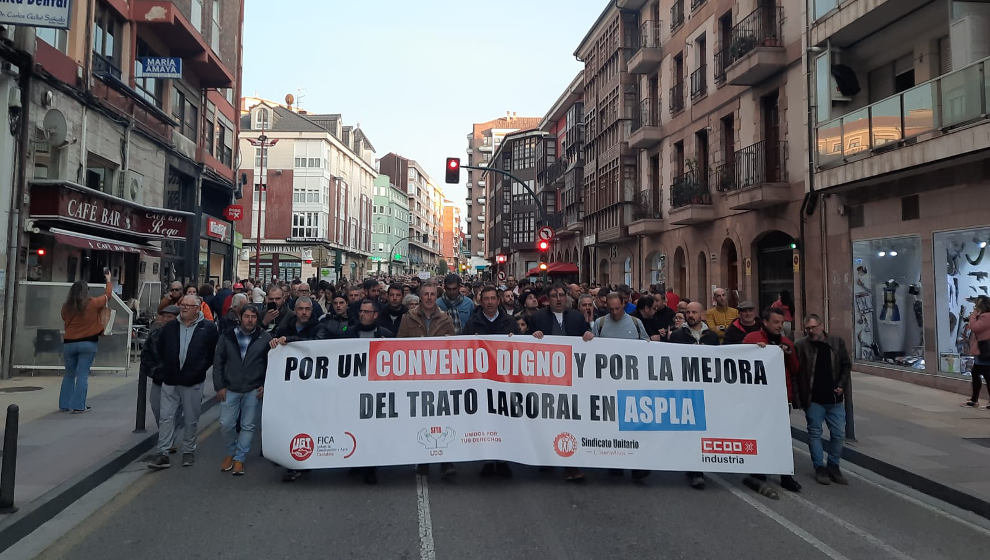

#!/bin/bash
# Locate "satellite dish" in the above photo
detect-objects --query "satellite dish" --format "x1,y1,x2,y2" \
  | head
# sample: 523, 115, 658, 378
43, 109, 67, 147
285, 93, 295, 106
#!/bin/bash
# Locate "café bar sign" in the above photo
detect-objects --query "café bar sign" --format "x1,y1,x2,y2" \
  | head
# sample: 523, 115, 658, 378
0, 0, 72, 30
29, 180, 190, 240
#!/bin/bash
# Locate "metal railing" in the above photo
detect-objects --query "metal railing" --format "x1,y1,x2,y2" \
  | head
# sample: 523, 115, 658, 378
632, 97, 661, 131
717, 139, 787, 191
711, 161, 737, 192
92, 52, 122, 80
670, 1, 685, 31
639, 20, 661, 50
670, 171, 711, 208
690, 65, 707, 99
816, 55, 990, 169
726, 6, 783, 68
669, 81, 685, 114
714, 49, 728, 86
691, 0, 706, 9
632, 189, 663, 220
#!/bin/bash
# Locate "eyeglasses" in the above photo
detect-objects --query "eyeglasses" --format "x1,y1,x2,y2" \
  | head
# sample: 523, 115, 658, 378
169, 288, 181, 292
179, 304, 198, 309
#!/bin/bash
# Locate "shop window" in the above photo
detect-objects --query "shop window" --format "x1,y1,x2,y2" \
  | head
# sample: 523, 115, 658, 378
134, 39, 164, 107
934, 227, 990, 375
851, 237, 924, 370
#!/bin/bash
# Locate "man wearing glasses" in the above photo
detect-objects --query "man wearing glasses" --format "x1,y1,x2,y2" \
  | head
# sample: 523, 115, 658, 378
158, 281, 184, 312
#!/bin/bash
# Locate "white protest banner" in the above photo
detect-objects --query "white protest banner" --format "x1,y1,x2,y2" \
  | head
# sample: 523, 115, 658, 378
262, 335, 795, 474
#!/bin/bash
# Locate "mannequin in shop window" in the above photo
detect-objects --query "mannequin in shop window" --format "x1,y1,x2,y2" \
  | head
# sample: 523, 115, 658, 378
876, 279, 906, 359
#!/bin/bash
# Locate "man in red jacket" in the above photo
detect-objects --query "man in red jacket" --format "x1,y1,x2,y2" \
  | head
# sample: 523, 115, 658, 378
742, 306, 801, 498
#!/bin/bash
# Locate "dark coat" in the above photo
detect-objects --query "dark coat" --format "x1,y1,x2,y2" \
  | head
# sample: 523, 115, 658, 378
527, 308, 590, 337
669, 326, 720, 346
213, 327, 272, 393
140, 321, 167, 385
724, 318, 762, 345
348, 324, 395, 339
272, 314, 321, 342
315, 316, 350, 339
377, 304, 407, 334
463, 308, 519, 335
155, 318, 219, 387
793, 334, 852, 410
743, 328, 800, 405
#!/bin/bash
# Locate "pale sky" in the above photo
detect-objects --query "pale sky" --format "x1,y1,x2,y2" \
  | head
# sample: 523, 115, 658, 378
242, 0, 605, 215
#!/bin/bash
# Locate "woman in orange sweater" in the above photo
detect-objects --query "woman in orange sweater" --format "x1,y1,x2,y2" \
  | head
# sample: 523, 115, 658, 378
60, 271, 113, 413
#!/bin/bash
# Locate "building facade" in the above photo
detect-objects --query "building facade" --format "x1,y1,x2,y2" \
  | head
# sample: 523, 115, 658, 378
807, 0, 990, 391
378, 153, 443, 274
371, 174, 410, 275
440, 200, 464, 273
237, 102, 374, 283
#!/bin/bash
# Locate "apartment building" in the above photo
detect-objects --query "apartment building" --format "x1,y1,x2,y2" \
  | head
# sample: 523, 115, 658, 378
807, 0, 990, 389
237, 102, 375, 282
378, 153, 444, 274
371, 174, 410, 275
440, 200, 464, 273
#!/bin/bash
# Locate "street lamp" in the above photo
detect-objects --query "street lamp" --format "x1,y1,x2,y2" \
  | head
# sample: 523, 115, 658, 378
246, 122, 278, 280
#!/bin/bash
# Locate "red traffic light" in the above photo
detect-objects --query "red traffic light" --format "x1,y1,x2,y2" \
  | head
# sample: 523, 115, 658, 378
445, 157, 461, 184
537, 240, 549, 252
539, 262, 548, 271
36, 248, 46, 256
495, 254, 506, 264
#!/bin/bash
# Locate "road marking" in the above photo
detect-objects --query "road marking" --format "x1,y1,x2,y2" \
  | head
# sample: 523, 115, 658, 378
784, 490, 915, 560
416, 474, 436, 560
709, 474, 851, 560
792, 445, 990, 537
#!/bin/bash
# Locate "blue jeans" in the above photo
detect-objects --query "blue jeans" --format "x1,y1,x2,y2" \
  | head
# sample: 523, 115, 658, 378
60, 341, 99, 411
805, 401, 846, 468
219, 389, 260, 462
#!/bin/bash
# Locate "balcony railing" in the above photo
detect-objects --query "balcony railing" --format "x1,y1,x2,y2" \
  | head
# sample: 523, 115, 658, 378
714, 49, 728, 86
691, 0, 706, 9
669, 81, 685, 114
670, 1, 685, 32
816, 56, 990, 169
670, 171, 712, 208
716, 140, 787, 191
690, 65, 707, 99
632, 97, 661, 132
639, 20, 661, 50
632, 189, 662, 220
92, 52, 122, 80
726, 6, 783, 68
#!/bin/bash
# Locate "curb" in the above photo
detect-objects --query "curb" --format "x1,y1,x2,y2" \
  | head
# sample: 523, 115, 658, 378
0, 397, 219, 553
791, 426, 990, 521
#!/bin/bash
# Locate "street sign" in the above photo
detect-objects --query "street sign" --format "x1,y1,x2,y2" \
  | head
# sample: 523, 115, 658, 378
537, 226, 555, 241
497, 271, 506, 281
224, 205, 244, 221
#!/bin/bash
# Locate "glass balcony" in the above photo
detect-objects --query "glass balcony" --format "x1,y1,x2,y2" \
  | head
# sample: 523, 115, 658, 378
814, 57, 990, 169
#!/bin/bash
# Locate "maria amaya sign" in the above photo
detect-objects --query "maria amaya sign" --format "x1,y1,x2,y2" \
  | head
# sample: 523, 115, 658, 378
0, 0, 72, 30
262, 336, 795, 474
136, 57, 182, 79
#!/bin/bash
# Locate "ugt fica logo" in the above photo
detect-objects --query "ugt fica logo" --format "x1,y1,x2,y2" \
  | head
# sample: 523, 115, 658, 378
553, 432, 578, 458
417, 426, 456, 453
290, 433, 314, 461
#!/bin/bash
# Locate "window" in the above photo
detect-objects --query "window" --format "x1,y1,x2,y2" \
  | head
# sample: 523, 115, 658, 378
295, 158, 306, 167
92, 3, 123, 77
134, 39, 164, 107
85, 154, 117, 194
292, 212, 321, 238
37, 27, 67, 52
308, 157, 320, 167
172, 88, 198, 140
191, 0, 203, 31
217, 115, 233, 167
255, 147, 268, 168
211, 0, 221, 52
256, 108, 269, 130
204, 102, 216, 155
813, 0, 837, 20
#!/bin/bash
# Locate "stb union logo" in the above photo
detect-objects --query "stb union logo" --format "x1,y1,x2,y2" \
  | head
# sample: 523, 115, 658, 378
701, 438, 758, 455
417, 426, 455, 452
553, 432, 577, 458
290, 433, 315, 461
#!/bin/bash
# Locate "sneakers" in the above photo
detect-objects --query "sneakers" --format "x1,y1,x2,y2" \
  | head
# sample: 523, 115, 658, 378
282, 469, 303, 482
220, 456, 234, 472
232, 461, 245, 476
688, 472, 705, 490
742, 476, 778, 500
827, 464, 849, 485
147, 454, 171, 470
814, 466, 832, 485
181, 453, 195, 467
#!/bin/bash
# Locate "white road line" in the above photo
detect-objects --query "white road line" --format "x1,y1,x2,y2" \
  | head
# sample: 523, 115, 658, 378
791, 445, 990, 537
709, 474, 851, 560
416, 474, 437, 560
784, 490, 915, 560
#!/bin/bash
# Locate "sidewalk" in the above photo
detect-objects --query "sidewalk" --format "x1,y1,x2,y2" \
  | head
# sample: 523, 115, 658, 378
0, 367, 216, 551
791, 371, 990, 519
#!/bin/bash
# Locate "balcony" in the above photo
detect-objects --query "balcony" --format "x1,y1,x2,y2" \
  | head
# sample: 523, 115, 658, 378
479, 143, 492, 152
467, 147, 473, 155
670, 1, 685, 32
629, 189, 664, 235
724, 6, 785, 86
714, 49, 728, 86
478, 180, 486, 187
690, 65, 707, 100
132, 1, 233, 87
669, 81, 685, 114
668, 171, 715, 225
629, 97, 662, 149
815, 55, 990, 189
717, 140, 791, 210
629, 21, 662, 74
92, 52, 122, 81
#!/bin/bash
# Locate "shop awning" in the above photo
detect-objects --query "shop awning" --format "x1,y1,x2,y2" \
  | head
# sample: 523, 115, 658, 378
526, 262, 580, 277
49, 228, 161, 257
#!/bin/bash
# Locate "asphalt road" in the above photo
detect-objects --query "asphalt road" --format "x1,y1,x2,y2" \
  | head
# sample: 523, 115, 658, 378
29, 426, 990, 560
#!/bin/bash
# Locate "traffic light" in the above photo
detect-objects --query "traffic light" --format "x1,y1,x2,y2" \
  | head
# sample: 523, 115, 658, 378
445, 157, 460, 184
539, 262, 548, 272
537, 239, 549, 252
36, 248, 46, 256
393, 253, 402, 261
496, 254, 506, 264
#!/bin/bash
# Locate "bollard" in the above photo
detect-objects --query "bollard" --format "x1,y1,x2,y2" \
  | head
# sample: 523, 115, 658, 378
135, 370, 147, 433
0, 404, 19, 513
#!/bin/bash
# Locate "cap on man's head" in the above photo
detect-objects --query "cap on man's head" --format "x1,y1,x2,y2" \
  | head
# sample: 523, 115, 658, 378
738, 300, 756, 310
161, 305, 180, 315
233, 283, 244, 289
443, 273, 461, 286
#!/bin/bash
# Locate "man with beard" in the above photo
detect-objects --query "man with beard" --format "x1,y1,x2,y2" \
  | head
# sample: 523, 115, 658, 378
272, 296, 320, 343
377, 284, 407, 334
438, 273, 474, 334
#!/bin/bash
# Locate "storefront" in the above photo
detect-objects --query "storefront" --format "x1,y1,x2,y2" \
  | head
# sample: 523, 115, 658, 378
934, 226, 990, 375
199, 214, 234, 286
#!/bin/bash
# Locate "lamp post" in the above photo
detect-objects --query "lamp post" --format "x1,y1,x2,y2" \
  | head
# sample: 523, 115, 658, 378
246, 123, 278, 279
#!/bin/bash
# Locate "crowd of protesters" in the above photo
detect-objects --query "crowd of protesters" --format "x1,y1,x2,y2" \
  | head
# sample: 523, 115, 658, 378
130, 271, 852, 498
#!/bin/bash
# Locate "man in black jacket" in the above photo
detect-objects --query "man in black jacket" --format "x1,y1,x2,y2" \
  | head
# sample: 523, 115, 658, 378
272, 296, 320, 343
147, 295, 219, 470
213, 305, 272, 476
530, 283, 590, 338
350, 300, 395, 339
377, 284, 407, 334
723, 301, 762, 345
463, 286, 519, 336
